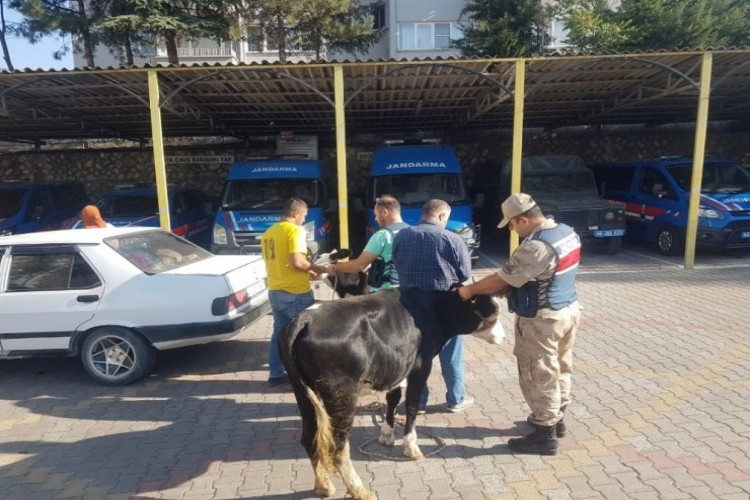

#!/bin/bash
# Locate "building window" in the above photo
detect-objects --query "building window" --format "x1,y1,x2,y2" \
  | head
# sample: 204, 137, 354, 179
397, 22, 462, 50
373, 4, 386, 30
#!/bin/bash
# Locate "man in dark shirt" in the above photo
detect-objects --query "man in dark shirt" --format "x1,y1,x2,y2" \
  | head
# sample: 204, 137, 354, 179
393, 199, 474, 412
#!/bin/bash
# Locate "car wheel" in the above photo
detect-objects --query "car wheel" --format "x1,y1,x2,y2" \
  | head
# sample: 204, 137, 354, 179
80, 327, 155, 385
656, 226, 683, 256
600, 236, 623, 255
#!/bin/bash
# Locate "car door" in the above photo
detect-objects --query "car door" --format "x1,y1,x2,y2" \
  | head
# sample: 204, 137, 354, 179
0, 244, 103, 353
633, 167, 683, 241
173, 191, 211, 247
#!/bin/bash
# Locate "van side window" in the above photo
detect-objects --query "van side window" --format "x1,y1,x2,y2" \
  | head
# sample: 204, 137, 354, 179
23, 190, 51, 223
640, 168, 677, 200
51, 184, 86, 210
598, 167, 636, 192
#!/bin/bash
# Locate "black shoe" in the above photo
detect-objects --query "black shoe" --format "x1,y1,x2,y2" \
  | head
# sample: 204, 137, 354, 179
508, 425, 558, 455
268, 374, 289, 386
527, 405, 567, 438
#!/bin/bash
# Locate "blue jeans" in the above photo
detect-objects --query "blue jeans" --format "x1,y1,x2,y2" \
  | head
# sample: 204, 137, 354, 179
420, 335, 465, 408
268, 290, 315, 379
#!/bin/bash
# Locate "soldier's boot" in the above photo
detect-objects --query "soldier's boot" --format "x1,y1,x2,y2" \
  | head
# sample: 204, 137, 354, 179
508, 425, 558, 455
527, 405, 567, 438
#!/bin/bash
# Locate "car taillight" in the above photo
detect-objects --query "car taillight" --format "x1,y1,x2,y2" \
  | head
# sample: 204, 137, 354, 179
211, 289, 249, 316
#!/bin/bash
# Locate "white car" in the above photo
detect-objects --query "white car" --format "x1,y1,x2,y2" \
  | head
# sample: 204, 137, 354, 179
0, 227, 270, 385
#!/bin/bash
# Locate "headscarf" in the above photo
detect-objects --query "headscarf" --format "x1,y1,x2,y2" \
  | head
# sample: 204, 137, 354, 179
81, 205, 107, 228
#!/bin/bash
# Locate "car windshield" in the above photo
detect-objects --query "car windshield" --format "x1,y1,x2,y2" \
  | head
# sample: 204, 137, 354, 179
0, 189, 26, 218
523, 172, 598, 195
373, 174, 470, 206
667, 162, 750, 194
106, 231, 211, 274
99, 194, 158, 218
222, 179, 322, 210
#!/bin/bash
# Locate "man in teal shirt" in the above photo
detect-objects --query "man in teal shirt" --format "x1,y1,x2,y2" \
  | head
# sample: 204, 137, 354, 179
331, 194, 409, 292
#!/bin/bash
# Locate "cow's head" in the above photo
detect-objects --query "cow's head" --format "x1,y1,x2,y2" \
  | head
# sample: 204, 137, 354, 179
434, 292, 504, 344
324, 271, 369, 298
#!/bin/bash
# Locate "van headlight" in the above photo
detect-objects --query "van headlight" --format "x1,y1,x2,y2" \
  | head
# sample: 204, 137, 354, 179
303, 221, 315, 241
698, 207, 723, 219
604, 211, 617, 221
213, 223, 228, 245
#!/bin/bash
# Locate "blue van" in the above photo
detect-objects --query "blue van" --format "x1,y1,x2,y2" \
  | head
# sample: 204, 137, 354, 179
590, 156, 750, 255
82, 185, 214, 248
0, 181, 88, 236
366, 144, 480, 259
211, 159, 333, 256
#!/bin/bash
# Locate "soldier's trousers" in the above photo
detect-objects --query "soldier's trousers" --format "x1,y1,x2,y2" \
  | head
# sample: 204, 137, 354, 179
513, 302, 581, 428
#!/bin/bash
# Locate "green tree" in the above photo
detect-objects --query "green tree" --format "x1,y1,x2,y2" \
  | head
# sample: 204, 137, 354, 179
618, 0, 750, 50
100, 0, 235, 65
453, 0, 547, 57
11, 0, 100, 67
548, 0, 628, 52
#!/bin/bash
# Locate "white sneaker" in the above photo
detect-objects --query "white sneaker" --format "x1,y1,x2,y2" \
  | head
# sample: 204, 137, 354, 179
447, 396, 475, 413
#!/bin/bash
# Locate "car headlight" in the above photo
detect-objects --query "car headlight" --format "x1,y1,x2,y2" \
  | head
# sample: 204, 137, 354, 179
303, 221, 315, 241
213, 223, 227, 245
604, 211, 616, 221
0, 227, 14, 236
698, 207, 723, 219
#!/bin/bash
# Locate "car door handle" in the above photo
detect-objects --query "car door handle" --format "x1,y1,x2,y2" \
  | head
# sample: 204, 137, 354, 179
77, 295, 99, 303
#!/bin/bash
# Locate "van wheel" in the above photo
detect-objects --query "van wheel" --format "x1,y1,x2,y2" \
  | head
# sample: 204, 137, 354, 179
80, 327, 155, 385
600, 236, 623, 255
656, 226, 683, 256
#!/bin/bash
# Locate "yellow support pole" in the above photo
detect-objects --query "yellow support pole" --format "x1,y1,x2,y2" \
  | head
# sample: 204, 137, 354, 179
509, 59, 526, 254
685, 52, 713, 269
147, 70, 171, 232
333, 65, 350, 250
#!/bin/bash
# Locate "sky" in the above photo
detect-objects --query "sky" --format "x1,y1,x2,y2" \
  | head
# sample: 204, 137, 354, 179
2, 8, 75, 71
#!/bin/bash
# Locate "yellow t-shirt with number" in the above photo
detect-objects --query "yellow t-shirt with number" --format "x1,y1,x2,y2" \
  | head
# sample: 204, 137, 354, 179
261, 220, 311, 294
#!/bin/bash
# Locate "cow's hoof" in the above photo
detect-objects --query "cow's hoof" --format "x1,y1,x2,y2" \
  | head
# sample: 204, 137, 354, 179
378, 432, 395, 447
403, 447, 425, 461
314, 483, 336, 497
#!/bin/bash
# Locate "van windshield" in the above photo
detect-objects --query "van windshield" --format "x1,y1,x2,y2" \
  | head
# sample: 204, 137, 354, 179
523, 172, 598, 195
667, 162, 750, 194
0, 189, 26, 218
373, 174, 469, 206
222, 178, 322, 210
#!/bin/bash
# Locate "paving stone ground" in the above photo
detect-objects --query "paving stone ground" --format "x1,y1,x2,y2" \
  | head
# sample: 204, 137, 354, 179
1, 260, 749, 499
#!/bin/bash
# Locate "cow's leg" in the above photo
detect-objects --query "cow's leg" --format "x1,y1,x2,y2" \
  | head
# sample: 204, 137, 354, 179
402, 368, 430, 460
379, 386, 402, 447
337, 441, 377, 500
324, 388, 375, 500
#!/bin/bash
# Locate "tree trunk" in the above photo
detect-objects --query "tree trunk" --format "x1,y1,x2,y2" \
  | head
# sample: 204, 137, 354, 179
75, 0, 95, 67
0, 1, 13, 70
277, 13, 286, 63
124, 35, 134, 66
165, 32, 179, 65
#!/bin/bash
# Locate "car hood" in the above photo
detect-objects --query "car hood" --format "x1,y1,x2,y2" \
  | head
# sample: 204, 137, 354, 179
703, 193, 750, 212
530, 193, 611, 211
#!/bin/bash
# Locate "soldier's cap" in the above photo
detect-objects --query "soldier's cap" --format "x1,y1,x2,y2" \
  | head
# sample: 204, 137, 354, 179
498, 193, 537, 228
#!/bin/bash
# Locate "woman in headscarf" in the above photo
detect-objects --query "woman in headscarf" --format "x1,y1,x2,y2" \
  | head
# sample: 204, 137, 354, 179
81, 205, 112, 228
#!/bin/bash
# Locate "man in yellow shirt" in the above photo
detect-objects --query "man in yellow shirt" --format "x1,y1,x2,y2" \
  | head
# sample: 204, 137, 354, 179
261, 197, 330, 386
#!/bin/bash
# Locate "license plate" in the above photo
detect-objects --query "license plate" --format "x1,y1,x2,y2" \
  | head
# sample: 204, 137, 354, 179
594, 229, 625, 238
741, 231, 750, 239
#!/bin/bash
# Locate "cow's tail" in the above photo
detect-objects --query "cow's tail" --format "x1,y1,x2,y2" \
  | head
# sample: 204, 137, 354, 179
279, 313, 336, 474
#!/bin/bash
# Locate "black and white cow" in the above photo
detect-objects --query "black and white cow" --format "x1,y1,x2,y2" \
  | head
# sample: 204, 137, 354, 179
278, 287, 502, 500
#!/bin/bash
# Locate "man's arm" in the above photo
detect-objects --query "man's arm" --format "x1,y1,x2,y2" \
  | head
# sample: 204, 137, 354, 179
334, 251, 378, 274
458, 274, 511, 301
290, 252, 328, 275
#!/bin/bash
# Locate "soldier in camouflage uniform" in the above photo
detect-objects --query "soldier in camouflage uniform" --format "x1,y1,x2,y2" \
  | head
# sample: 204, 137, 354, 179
458, 193, 582, 455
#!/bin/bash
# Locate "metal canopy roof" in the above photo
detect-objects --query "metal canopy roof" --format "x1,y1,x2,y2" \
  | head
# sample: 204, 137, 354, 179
0, 50, 749, 143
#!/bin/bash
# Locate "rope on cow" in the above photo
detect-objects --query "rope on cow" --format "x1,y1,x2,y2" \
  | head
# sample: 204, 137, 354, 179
356, 402, 446, 460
